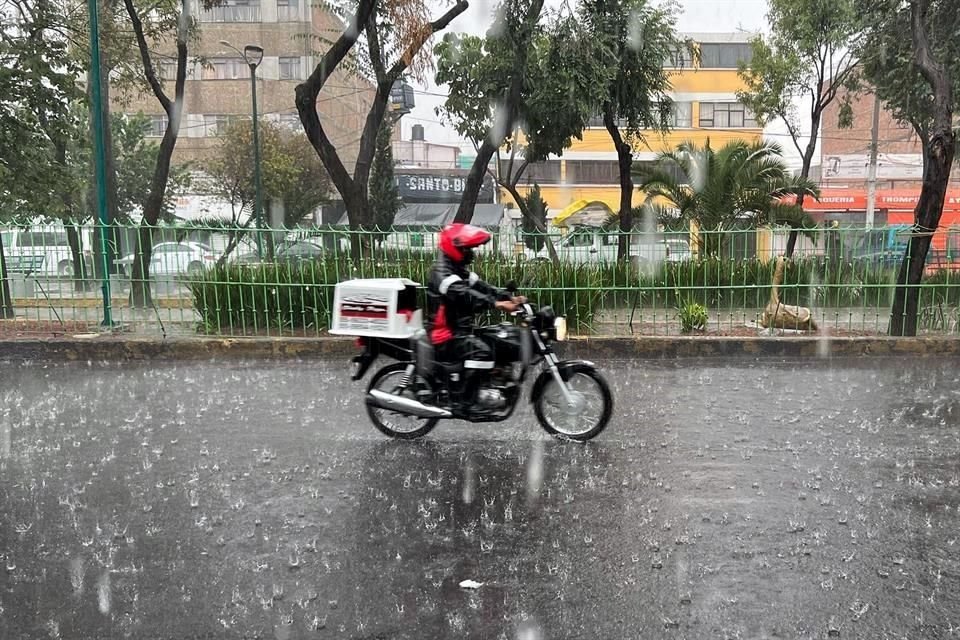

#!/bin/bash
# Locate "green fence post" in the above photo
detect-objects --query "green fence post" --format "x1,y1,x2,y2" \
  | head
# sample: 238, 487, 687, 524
87, 0, 112, 328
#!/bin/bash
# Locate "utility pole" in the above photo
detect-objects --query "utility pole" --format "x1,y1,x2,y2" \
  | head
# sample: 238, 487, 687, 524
865, 93, 882, 230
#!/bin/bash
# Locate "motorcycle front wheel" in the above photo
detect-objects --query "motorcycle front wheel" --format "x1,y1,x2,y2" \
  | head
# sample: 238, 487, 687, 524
534, 363, 613, 441
365, 362, 440, 440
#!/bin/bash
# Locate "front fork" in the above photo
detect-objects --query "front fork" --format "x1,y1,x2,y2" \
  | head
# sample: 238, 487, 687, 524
534, 333, 576, 404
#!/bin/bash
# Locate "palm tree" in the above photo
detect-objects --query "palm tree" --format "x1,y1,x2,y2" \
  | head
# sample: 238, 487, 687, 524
634, 139, 820, 256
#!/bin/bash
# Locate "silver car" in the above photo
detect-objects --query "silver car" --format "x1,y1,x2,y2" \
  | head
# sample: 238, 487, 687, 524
116, 241, 217, 278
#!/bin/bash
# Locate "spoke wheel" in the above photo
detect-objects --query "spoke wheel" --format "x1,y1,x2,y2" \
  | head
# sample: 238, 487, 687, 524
535, 364, 612, 441
366, 363, 439, 440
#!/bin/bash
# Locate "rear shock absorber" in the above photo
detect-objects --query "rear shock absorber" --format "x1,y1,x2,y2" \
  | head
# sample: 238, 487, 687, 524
399, 363, 415, 389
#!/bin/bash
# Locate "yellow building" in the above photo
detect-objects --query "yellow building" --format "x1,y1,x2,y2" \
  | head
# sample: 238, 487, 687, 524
501, 32, 764, 226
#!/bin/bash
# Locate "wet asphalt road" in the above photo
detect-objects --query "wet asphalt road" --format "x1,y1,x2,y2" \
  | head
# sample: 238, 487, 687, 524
1, 356, 959, 639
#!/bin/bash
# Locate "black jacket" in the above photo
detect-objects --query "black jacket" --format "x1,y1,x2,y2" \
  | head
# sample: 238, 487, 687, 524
426, 254, 506, 344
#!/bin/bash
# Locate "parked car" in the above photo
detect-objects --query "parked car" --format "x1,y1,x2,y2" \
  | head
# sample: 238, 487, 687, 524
233, 240, 326, 265
115, 241, 217, 278
1, 226, 94, 277
664, 239, 692, 262
275, 240, 325, 266
526, 226, 691, 264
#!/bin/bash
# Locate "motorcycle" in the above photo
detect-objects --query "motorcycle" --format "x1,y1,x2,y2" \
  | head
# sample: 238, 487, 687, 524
348, 286, 613, 441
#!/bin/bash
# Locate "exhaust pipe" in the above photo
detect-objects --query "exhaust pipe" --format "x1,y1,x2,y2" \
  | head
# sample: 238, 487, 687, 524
366, 390, 452, 419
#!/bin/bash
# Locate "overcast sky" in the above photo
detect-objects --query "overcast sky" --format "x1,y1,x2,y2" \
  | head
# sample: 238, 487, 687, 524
398, 0, 817, 170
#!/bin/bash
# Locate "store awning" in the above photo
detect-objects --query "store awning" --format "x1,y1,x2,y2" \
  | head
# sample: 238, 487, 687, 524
336, 203, 505, 228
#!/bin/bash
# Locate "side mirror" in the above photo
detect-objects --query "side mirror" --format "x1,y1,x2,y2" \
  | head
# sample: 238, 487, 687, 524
505, 280, 518, 293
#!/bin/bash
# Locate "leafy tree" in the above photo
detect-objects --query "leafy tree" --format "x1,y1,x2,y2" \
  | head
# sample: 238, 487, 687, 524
578, 0, 681, 261
436, 9, 606, 262
295, 0, 468, 257
857, 0, 958, 335
0, 0, 83, 308
736, 0, 859, 258
857, 0, 960, 179
202, 118, 332, 264
520, 184, 548, 253
444, 0, 547, 226
368, 119, 402, 237
636, 139, 820, 256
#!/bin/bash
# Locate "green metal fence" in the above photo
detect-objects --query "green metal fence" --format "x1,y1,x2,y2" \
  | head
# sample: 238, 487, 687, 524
2, 221, 960, 338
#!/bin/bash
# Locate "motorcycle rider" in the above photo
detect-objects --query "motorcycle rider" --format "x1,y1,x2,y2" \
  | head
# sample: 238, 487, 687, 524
426, 223, 526, 405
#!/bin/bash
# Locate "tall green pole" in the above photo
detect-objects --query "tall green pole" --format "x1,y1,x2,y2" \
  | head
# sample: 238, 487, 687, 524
87, 0, 113, 327
249, 66, 265, 260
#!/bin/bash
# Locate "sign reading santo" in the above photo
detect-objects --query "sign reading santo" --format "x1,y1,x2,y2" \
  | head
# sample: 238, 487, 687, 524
403, 176, 466, 193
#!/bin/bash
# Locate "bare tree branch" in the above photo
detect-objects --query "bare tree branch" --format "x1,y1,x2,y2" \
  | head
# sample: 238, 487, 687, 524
122, 0, 170, 113
386, 0, 469, 83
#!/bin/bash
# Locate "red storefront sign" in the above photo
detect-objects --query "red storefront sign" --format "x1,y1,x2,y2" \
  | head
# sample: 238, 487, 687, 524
782, 189, 960, 212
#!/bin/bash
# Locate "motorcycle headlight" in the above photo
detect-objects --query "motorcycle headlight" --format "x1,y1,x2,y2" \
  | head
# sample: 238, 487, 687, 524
554, 317, 567, 342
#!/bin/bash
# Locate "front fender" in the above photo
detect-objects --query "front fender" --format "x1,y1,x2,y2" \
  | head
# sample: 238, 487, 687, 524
530, 360, 597, 403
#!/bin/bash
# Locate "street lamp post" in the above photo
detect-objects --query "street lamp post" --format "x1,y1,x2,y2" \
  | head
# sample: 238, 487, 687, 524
219, 40, 266, 260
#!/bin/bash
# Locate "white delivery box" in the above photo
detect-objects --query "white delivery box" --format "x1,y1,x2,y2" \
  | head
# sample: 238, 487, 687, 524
329, 278, 424, 339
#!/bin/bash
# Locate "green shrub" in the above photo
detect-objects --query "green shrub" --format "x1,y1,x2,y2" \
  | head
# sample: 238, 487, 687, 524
678, 301, 708, 333
186, 253, 960, 336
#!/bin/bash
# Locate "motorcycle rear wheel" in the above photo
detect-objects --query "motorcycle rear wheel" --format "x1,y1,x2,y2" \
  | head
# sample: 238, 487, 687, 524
365, 363, 440, 440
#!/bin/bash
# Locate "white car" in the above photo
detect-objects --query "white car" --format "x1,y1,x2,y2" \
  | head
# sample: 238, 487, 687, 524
1, 226, 94, 277
115, 241, 217, 278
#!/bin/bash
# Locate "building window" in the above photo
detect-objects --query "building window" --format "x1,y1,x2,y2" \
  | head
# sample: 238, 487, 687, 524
586, 113, 627, 129
699, 102, 758, 129
503, 160, 562, 185
698, 43, 753, 69
633, 160, 687, 185
279, 57, 301, 80
156, 59, 177, 81
201, 0, 261, 23
203, 114, 244, 137
276, 0, 299, 21
202, 58, 248, 80
278, 114, 301, 129
664, 46, 695, 69
565, 160, 620, 185
145, 114, 168, 137
668, 102, 692, 128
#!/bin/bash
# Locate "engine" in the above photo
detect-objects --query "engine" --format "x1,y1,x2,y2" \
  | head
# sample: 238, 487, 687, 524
476, 367, 519, 409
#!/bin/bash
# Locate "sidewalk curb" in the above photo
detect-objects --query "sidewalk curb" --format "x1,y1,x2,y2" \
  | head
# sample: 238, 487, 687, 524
1, 335, 959, 363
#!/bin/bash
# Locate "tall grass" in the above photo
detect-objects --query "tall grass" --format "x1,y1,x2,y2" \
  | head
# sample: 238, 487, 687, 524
187, 255, 960, 335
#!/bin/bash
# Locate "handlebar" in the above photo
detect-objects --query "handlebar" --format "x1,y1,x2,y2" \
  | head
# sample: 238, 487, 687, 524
509, 303, 535, 319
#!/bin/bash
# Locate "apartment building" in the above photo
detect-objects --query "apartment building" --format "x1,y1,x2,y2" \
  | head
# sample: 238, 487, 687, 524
502, 32, 764, 224
118, 0, 374, 169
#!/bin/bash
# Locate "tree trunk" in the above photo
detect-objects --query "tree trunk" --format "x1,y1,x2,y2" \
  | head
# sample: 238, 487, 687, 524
784, 113, 820, 259
502, 182, 559, 265
0, 233, 13, 319
889, 128, 955, 336
65, 224, 89, 291
455, 140, 498, 224
889, 0, 956, 337
604, 107, 634, 261
123, 0, 188, 308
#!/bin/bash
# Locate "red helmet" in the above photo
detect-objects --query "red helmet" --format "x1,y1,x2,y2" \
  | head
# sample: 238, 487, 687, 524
438, 223, 491, 262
